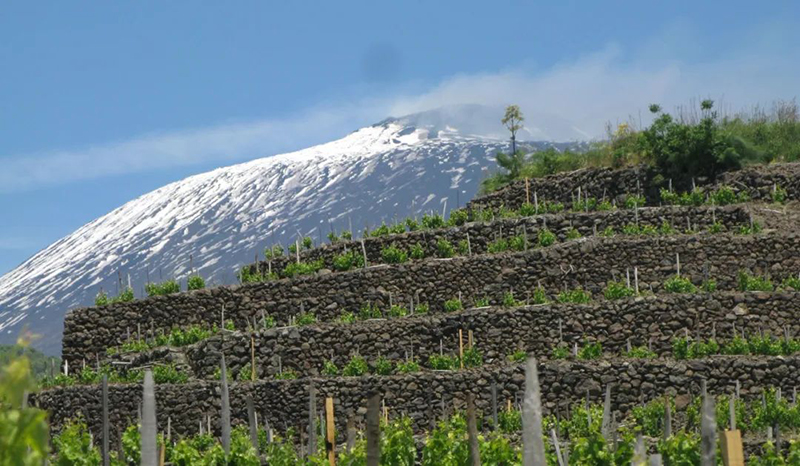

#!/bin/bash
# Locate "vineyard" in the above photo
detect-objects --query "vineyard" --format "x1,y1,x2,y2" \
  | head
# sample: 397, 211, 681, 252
8, 161, 800, 464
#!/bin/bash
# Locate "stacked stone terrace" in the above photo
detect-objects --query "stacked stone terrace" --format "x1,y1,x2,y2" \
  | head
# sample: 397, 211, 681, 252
39, 162, 800, 444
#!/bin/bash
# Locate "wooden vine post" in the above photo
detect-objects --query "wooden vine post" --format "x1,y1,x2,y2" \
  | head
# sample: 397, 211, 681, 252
250, 335, 256, 381
101, 374, 110, 466
466, 394, 481, 466
459, 329, 465, 369
366, 394, 381, 466
325, 397, 336, 466
246, 396, 259, 454
522, 357, 546, 466
700, 380, 717, 466
308, 381, 317, 458
141, 368, 157, 466
220, 355, 232, 455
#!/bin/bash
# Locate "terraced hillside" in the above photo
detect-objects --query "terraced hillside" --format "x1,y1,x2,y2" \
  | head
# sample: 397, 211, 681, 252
35, 163, 800, 460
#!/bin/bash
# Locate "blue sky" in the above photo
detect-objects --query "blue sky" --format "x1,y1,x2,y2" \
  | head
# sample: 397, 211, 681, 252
1, 0, 798, 275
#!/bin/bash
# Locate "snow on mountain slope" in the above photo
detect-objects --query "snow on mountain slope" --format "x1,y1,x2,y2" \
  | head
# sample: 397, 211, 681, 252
0, 107, 581, 354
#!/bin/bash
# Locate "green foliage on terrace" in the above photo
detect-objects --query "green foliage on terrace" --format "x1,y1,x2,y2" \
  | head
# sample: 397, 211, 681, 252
0, 344, 59, 381
145, 279, 180, 297
482, 99, 800, 193
95, 287, 134, 306
42, 363, 188, 388
106, 324, 219, 355
672, 333, 800, 359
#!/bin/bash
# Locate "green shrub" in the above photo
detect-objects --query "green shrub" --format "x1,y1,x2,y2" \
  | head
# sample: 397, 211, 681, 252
333, 251, 364, 271
624, 194, 645, 209
709, 185, 739, 205
414, 303, 429, 314
237, 363, 254, 382
421, 213, 445, 229
701, 279, 717, 292
603, 280, 635, 300
295, 312, 316, 326
396, 359, 421, 373
152, 364, 189, 384
556, 288, 591, 304
369, 223, 390, 237
498, 409, 522, 433
274, 370, 297, 380
390, 223, 406, 235
145, 279, 180, 297
341, 230, 353, 240
772, 185, 788, 204
600, 226, 615, 237
282, 259, 323, 278
737, 221, 762, 235
95, 290, 109, 306
457, 239, 470, 255
501, 291, 519, 307
327, 232, 339, 243
405, 218, 420, 232
302, 237, 313, 250
472, 209, 495, 222
321, 360, 339, 377
264, 244, 284, 259
518, 202, 537, 216
381, 244, 408, 264
509, 235, 526, 251
52, 417, 100, 465
374, 356, 393, 375
444, 298, 463, 312
187, 275, 205, 291
577, 341, 602, 360
782, 275, 800, 291
531, 287, 548, 304
428, 354, 459, 370
342, 355, 369, 377
566, 228, 582, 240
738, 271, 774, 291
631, 398, 672, 437
537, 228, 556, 247
436, 238, 455, 258
387, 305, 408, 317
543, 201, 565, 213
708, 221, 723, 233
660, 188, 680, 205
409, 243, 425, 260
551, 345, 569, 359
461, 347, 483, 368
663, 276, 697, 293
338, 311, 356, 324
625, 346, 657, 359
447, 209, 469, 226
487, 238, 509, 254
358, 303, 382, 320
507, 350, 527, 363
474, 296, 489, 307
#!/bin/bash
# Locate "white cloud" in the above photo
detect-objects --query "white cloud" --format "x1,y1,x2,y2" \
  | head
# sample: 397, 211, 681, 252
2, 21, 797, 193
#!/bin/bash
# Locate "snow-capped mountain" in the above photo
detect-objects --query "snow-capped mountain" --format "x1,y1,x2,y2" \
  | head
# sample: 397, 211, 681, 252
0, 106, 583, 355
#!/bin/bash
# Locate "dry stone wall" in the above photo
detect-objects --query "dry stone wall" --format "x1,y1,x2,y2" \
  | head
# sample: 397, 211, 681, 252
249, 205, 749, 274
63, 231, 800, 366
468, 163, 800, 212
35, 356, 800, 446
176, 291, 800, 379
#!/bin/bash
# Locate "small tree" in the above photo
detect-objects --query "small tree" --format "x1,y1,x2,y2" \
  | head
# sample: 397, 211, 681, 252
502, 105, 524, 155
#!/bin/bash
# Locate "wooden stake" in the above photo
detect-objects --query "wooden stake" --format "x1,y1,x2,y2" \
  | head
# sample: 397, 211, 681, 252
466, 233, 472, 256
250, 336, 256, 381
308, 381, 317, 458
102, 375, 109, 466
361, 240, 368, 268
459, 330, 464, 369
325, 397, 335, 466
466, 394, 481, 466
346, 417, 356, 454
491, 382, 498, 429
468, 330, 474, 349
676, 253, 681, 276
366, 394, 381, 466
141, 369, 157, 466
247, 396, 259, 454
525, 178, 530, 205
700, 380, 717, 466
522, 358, 546, 466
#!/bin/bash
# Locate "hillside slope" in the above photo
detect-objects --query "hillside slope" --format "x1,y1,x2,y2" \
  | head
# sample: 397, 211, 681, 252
0, 108, 580, 354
